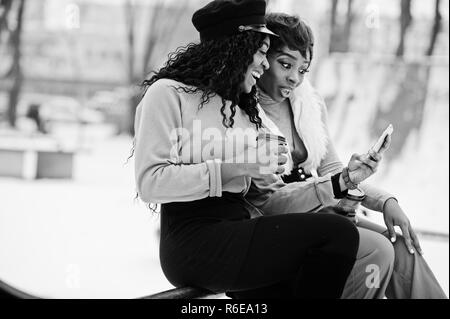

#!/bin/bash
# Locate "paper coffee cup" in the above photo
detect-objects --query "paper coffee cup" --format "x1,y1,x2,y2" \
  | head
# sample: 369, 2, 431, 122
257, 132, 287, 145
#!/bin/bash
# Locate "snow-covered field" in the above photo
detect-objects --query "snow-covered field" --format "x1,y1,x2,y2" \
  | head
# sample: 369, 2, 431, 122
0, 127, 173, 298
0, 123, 448, 298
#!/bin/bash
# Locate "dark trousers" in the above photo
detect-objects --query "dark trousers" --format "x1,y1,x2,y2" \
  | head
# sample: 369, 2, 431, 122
160, 194, 359, 298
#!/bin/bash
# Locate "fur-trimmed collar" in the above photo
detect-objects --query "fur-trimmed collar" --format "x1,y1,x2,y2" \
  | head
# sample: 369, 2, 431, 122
258, 78, 329, 175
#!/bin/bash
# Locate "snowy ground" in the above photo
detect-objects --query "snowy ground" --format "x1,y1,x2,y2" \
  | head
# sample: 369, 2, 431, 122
0, 125, 448, 298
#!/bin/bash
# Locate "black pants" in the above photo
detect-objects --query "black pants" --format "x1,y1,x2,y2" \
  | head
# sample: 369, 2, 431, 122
160, 193, 359, 299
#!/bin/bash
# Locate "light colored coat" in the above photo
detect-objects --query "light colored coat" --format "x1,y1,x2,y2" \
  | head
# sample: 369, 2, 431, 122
246, 78, 395, 215
134, 79, 256, 204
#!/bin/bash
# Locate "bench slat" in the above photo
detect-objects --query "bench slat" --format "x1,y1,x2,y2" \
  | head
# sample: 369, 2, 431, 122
141, 286, 224, 299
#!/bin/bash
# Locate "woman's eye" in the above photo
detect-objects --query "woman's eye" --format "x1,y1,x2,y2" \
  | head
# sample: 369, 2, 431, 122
260, 50, 267, 56
280, 62, 291, 69
299, 68, 310, 74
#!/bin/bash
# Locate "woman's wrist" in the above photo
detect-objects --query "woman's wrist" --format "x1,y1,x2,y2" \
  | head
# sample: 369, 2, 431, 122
338, 173, 347, 192
331, 172, 347, 198
341, 166, 358, 190
383, 197, 399, 212
220, 162, 247, 182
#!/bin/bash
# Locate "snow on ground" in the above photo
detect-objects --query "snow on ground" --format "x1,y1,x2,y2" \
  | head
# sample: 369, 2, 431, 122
0, 125, 448, 298
0, 126, 172, 298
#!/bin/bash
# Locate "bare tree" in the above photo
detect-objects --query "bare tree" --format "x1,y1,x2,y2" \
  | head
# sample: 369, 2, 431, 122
396, 0, 412, 57
125, 0, 135, 89
0, 0, 14, 38
426, 0, 442, 56
329, 0, 339, 53
329, 0, 354, 53
124, 0, 189, 135
0, 0, 26, 127
342, 0, 354, 52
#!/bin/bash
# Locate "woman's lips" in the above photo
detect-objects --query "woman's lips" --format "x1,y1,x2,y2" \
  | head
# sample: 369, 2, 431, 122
280, 87, 292, 98
251, 70, 262, 79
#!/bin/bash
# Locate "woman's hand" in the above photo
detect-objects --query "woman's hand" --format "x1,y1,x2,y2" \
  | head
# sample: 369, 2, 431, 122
221, 144, 289, 182
244, 142, 289, 177
383, 198, 423, 255
347, 152, 381, 185
346, 134, 392, 185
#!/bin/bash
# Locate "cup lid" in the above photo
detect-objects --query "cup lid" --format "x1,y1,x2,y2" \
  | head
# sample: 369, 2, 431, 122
257, 132, 286, 143
346, 188, 366, 201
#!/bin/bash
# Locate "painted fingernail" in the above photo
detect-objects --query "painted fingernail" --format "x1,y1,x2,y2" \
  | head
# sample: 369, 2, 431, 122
409, 249, 415, 254
390, 237, 396, 243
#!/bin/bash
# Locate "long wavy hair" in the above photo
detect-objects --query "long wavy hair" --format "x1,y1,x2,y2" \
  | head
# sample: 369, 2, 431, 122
141, 31, 267, 128
130, 31, 268, 211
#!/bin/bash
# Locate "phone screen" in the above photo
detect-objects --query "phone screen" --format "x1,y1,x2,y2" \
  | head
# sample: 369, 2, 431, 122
371, 124, 393, 153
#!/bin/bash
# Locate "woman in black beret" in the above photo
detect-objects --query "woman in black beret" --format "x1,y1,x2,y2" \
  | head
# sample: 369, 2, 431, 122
133, 0, 361, 298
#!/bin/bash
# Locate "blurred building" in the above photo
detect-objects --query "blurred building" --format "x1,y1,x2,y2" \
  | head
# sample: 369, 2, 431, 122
0, 0, 448, 124
1, 0, 447, 98
9, 0, 207, 100
271, 0, 449, 60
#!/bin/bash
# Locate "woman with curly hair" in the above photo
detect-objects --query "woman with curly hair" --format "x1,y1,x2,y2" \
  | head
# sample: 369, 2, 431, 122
134, 0, 363, 298
245, 12, 447, 299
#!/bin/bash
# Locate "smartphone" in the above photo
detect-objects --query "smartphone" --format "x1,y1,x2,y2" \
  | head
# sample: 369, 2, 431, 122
370, 124, 393, 154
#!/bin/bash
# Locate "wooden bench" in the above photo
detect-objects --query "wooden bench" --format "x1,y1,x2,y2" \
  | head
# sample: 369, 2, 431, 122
141, 287, 226, 299
0, 279, 224, 299
0, 279, 39, 299
0, 136, 75, 179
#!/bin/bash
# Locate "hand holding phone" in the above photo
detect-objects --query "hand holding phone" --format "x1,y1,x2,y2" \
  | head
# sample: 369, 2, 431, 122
369, 124, 393, 155
347, 124, 393, 185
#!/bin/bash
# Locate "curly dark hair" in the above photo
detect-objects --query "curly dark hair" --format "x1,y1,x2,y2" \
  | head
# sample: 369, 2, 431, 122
141, 31, 268, 129
265, 13, 314, 61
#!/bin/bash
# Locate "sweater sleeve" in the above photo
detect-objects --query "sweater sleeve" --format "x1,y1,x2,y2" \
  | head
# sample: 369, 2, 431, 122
134, 80, 222, 204
359, 183, 397, 212
255, 174, 342, 215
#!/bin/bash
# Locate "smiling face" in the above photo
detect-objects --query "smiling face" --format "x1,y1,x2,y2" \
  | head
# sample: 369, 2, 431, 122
240, 36, 271, 94
258, 45, 311, 102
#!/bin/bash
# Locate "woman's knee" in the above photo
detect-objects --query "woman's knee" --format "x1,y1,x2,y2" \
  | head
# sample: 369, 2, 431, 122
316, 211, 360, 258
371, 233, 395, 273
380, 231, 415, 265
390, 235, 417, 270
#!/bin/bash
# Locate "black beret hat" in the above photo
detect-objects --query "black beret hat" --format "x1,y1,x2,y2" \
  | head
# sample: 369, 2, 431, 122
192, 0, 277, 41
